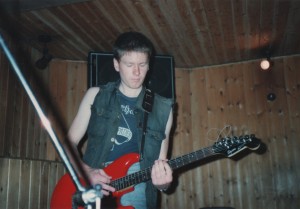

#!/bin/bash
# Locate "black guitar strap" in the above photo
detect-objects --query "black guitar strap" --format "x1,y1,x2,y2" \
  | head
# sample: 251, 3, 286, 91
140, 88, 154, 161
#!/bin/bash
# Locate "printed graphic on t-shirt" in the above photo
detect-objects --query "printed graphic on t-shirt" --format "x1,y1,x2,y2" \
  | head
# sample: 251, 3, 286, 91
111, 104, 134, 150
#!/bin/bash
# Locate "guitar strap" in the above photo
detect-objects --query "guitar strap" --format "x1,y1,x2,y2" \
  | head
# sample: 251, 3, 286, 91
140, 88, 154, 161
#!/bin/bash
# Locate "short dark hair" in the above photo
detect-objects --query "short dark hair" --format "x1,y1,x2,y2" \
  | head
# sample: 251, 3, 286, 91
113, 31, 153, 61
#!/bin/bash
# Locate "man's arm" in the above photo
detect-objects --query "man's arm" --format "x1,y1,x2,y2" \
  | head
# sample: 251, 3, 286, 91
159, 109, 173, 159
66, 87, 99, 174
66, 87, 115, 195
151, 109, 174, 191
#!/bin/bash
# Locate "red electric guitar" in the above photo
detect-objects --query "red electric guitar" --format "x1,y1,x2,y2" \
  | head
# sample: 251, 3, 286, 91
50, 134, 261, 209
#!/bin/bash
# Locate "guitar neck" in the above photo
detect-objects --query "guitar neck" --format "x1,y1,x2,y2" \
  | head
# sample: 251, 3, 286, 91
168, 146, 216, 170
110, 146, 217, 191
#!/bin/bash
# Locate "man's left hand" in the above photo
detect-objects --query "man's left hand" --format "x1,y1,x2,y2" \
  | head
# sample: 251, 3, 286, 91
151, 159, 173, 191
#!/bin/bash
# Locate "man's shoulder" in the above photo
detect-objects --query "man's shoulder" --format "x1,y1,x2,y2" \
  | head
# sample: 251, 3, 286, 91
153, 92, 174, 107
84, 87, 100, 104
98, 81, 119, 91
87, 86, 100, 94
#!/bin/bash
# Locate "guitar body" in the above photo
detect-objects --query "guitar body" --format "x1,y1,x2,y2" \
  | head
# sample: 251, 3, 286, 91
50, 153, 140, 209
50, 135, 261, 209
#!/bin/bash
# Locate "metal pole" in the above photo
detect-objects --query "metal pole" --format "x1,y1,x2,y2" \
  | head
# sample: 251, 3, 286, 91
0, 33, 86, 193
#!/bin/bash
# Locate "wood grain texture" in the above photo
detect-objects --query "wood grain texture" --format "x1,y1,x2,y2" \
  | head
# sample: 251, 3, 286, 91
2, 0, 300, 68
0, 33, 299, 208
0, 158, 66, 209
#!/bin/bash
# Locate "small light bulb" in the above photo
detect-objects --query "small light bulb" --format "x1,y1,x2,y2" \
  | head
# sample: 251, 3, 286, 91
260, 59, 270, 70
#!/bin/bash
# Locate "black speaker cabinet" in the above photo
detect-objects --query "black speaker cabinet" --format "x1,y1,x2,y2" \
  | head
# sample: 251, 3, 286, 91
88, 52, 175, 100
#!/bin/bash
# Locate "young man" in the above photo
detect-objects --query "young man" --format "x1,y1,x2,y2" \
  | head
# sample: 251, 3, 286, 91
67, 31, 174, 209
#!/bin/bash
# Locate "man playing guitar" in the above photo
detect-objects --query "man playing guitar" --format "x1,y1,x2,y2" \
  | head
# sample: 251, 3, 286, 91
64, 31, 174, 209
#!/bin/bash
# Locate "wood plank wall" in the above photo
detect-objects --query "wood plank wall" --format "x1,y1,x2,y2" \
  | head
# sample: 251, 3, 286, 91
0, 158, 65, 209
162, 58, 300, 209
0, 42, 87, 161
0, 34, 299, 208
0, 33, 87, 208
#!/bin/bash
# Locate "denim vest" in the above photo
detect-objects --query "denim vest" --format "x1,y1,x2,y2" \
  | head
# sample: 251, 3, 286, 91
83, 81, 173, 208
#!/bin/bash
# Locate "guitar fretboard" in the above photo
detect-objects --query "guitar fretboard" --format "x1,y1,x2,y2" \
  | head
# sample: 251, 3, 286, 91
110, 146, 217, 191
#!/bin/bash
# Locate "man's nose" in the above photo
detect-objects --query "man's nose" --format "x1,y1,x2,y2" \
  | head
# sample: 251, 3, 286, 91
133, 65, 140, 75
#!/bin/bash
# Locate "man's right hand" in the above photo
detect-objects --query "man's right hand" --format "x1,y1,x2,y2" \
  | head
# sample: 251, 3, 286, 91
83, 164, 116, 196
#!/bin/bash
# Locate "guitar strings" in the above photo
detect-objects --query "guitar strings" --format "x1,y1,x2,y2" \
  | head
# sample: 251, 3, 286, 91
206, 125, 232, 143
110, 146, 217, 190
110, 132, 251, 191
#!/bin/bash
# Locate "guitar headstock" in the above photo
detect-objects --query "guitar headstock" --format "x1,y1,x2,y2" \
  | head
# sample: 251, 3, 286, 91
213, 134, 261, 157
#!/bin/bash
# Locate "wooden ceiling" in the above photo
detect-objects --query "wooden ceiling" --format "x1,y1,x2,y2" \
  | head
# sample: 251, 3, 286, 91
1, 0, 300, 68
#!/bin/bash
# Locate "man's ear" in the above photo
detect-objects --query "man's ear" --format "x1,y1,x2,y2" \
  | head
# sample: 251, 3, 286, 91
113, 58, 119, 72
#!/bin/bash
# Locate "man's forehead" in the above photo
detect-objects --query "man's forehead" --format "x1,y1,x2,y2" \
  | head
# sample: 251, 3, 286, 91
120, 51, 149, 62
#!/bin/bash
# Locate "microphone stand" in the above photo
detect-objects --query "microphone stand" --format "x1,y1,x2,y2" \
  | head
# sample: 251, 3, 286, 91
0, 33, 102, 209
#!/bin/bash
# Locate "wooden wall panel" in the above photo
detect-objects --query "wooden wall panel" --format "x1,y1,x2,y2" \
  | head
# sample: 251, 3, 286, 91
282, 57, 300, 208
45, 60, 82, 160
19, 160, 31, 209
0, 158, 65, 209
161, 56, 300, 209
0, 46, 87, 161
189, 69, 210, 206
172, 69, 193, 208
0, 39, 10, 156
0, 158, 9, 207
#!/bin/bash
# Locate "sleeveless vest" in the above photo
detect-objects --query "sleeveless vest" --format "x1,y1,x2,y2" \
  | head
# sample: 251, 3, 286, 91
83, 81, 173, 208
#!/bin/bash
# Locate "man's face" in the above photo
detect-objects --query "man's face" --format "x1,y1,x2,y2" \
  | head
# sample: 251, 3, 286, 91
114, 51, 149, 91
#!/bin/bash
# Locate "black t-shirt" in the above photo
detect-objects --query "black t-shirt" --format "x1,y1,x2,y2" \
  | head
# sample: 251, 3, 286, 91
106, 91, 139, 161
